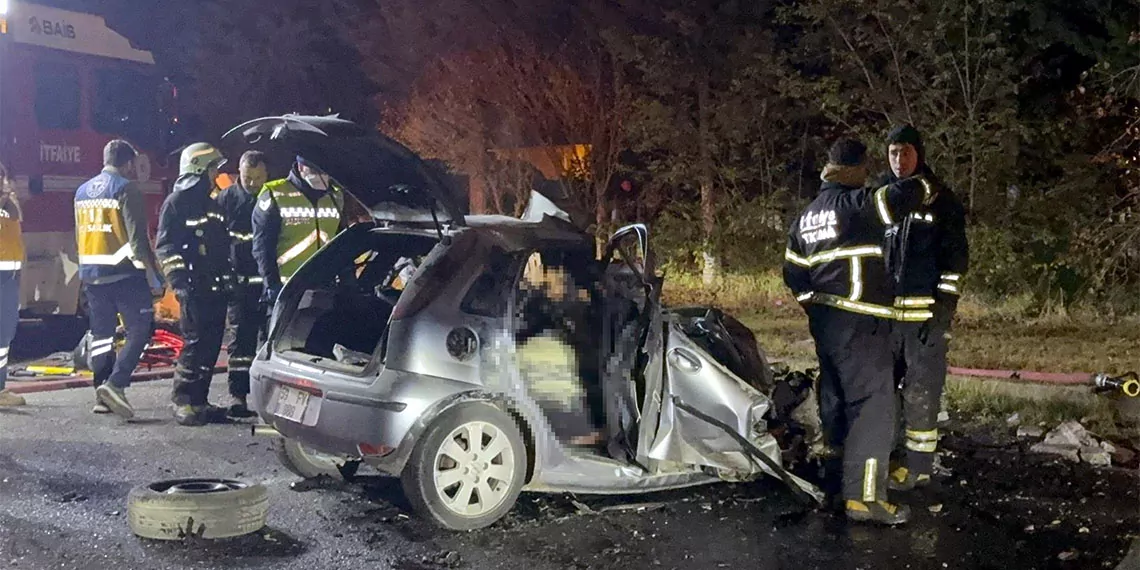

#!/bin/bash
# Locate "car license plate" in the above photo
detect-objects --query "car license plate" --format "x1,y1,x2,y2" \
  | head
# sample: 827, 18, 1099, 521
274, 385, 319, 425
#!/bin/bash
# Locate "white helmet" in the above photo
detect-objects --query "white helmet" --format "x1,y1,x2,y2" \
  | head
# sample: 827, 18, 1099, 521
179, 143, 225, 177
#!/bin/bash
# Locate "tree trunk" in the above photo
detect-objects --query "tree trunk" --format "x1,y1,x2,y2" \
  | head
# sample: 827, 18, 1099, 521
699, 75, 719, 286
596, 180, 608, 258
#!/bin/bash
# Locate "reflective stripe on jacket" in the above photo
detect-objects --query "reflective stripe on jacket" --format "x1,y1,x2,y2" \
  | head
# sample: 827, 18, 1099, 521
74, 171, 144, 282
260, 179, 343, 281
0, 206, 24, 271
783, 174, 929, 320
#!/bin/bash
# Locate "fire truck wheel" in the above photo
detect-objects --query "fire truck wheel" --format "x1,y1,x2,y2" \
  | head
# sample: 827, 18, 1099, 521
127, 479, 268, 540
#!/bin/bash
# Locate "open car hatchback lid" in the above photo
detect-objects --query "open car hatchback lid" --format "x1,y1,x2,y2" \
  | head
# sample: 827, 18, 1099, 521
221, 114, 466, 225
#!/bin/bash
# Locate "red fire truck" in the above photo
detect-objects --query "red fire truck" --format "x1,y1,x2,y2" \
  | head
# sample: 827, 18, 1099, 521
0, 1, 175, 317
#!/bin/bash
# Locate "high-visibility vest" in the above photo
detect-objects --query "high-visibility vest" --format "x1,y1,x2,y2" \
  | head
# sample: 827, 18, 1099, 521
75, 171, 145, 283
0, 206, 24, 271
260, 179, 343, 280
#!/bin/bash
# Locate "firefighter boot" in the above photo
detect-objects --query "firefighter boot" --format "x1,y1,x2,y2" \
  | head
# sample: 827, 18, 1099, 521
845, 500, 912, 525
228, 396, 256, 419
889, 465, 932, 492
173, 405, 207, 427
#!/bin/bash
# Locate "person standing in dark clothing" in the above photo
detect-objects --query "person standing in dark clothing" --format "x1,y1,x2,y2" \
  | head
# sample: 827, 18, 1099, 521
156, 143, 234, 426
783, 138, 931, 525
251, 156, 345, 306
74, 140, 166, 419
215, 151, 269, 417
871, 125, 970, 490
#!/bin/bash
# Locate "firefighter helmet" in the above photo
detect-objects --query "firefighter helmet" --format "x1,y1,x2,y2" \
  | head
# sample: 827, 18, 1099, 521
179, 143, 226, 177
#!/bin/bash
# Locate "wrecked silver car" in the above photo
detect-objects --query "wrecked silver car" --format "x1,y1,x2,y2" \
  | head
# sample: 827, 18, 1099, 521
233, 115, 821, 530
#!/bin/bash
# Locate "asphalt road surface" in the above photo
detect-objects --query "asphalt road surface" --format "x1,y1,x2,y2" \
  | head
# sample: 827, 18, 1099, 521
0, 377, 1136, 570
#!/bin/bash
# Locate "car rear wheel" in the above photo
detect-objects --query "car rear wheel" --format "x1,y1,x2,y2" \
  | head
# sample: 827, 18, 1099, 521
401, 402, 527, 530
275, 438, 361, 481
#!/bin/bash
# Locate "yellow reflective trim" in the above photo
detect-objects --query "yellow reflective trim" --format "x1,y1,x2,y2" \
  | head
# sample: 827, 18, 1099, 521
906, 440, 938, 453
906, 428, 939, 442
277, 230, 322, 267
874, 186, 893, 225
937, 282, 960, 294
810, 293, 895, 318
895, 296, 936, 307
784, 248, 811, 267
895, 309, 934, 322
941, 273, 961, 281
863, 458, 877, 502
792, 246, 883, 268
849, 257, 863, 301
796, 292, 813, 302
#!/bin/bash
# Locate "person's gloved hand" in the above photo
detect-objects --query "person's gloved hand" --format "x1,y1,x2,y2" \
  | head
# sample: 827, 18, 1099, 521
919, 304, 953, 344
263, 282, 282, 306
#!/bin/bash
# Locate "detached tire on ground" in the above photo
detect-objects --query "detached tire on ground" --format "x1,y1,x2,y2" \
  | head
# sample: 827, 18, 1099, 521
127, 479, 269, 540
275, 438, 361, 481
401, 401, 528, 531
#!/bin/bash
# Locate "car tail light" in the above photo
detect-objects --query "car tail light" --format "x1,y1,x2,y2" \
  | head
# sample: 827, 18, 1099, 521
358, 442, 394, 457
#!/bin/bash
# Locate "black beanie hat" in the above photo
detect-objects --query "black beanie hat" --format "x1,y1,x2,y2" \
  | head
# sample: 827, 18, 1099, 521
827, 138, 867, 167
887, 124, 923, 151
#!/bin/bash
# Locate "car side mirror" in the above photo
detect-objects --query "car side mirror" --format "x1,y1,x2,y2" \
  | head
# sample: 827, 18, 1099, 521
602, 223, 656, 287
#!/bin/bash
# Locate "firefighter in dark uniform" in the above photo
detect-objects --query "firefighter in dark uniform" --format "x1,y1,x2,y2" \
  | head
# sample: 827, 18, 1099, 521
783, 138, 931, 525
252, 156, 345, 306
156, 143, 235, 426
215, 151, 270, 417
871, 125, 970, 491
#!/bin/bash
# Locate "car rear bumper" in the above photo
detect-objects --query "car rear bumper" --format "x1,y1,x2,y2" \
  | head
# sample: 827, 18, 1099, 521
249, 361, 411, 462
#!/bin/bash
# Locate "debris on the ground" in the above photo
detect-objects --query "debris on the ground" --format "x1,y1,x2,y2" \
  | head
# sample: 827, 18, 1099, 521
1030, 421, 1098, 462
1006, 413, 1021, 427
571, 499, 668, 515
420, 551, 462, 568
937, 410, 951, 423
1057, 550, 1079, 561
1110, 445, 1136, 466
928, 504, 943, 514
58, 492, 87, 504
1016, 426, 1045, 439
1080, 446, 1112, 466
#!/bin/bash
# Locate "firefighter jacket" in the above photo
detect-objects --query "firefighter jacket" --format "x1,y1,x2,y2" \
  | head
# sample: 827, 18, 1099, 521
155, 174, 234, 295
783, 169, 931, 321
74, 167, 160, 285
251, 171, 344, 288
0, 198, 23, 271
872, 167, 969, 316
215, 182, 260, 283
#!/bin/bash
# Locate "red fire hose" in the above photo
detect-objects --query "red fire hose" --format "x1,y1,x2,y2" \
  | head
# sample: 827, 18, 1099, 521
949, 367, 1140, 397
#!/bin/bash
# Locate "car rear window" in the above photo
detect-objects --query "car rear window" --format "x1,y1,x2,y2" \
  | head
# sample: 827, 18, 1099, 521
461, 247, 527, 317
390, 232, 477, 321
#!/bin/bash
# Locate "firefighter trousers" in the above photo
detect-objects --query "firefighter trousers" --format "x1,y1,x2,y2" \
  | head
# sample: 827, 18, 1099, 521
808, 306, 897, 502
0, 270, 20, 390
226, 284, 265, 398
172, 290, 228, 406
892, 319, 948, 475
85, 276, 155, 390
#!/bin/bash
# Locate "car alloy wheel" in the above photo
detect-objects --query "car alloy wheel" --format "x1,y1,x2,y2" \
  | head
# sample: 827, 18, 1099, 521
402, 401, 528, 530
432, 420, 517, 517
